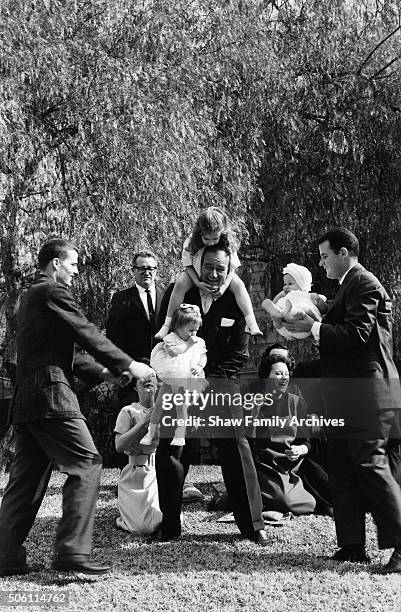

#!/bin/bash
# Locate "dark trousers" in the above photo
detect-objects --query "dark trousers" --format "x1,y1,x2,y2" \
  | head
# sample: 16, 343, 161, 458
156, 437, 264, 538
328, 436, 401, 549
0, 418, 102, 564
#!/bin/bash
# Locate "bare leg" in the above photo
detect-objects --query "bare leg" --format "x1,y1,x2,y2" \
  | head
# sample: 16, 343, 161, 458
155, 272, 194, 339
229, 275, 263, 336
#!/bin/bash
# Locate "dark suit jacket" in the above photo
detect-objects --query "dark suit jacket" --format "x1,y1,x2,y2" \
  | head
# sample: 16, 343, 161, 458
106, 284, 163, 363
12, 273, 133, 423
319, 263, 400, 426
159, 284, 249, 378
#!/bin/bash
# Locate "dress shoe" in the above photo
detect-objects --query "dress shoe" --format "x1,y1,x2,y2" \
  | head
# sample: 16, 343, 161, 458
160, 534, 180, 542
330, 545, 371, 563
376, 550, 401, 574
52, 554, 112, 575
0, 563, 43, 577
242, 529, 269, 546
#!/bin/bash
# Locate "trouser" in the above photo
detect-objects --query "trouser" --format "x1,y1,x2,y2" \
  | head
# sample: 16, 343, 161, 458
328, 436, 401, 549
156, 436, 264, 537
0, 418, 102, 564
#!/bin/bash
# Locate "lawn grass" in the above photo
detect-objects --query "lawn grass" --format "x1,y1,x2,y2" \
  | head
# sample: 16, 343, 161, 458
0, 466, 400, 612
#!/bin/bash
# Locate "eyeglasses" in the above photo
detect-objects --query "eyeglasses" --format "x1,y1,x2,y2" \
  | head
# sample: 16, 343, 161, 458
134, 266, 157, 273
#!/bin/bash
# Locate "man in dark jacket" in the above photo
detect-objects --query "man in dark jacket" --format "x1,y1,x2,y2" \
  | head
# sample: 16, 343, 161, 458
285, 227, 401, 573
0, 239, 153, 576
106, 250, 163, 406
155, 245, 267, 544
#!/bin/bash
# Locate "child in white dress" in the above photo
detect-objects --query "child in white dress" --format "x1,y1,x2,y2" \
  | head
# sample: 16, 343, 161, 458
141, 304, 207, 447
155, 206, 262, 338
114, 376, 162, 536
262, 263, 328, 340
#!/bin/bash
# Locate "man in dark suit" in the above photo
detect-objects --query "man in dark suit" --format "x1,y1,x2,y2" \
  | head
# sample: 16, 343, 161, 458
155, 245, 267, 544
106, 250, 163, 406
285, 228, 401, 573
0, 239, 153, 576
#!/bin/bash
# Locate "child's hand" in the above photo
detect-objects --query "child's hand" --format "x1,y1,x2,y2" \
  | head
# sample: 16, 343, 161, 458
191, 365, 202, 376
212, 284, 228, 299
197, 281, 216, 294
273, 290, 287, 303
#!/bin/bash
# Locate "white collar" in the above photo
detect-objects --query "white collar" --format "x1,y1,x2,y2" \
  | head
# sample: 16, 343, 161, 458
135, 283, 155, 295
338, 262, 357, 285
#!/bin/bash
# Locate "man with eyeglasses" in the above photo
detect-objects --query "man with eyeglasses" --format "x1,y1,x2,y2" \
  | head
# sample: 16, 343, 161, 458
106, 251, 163, 408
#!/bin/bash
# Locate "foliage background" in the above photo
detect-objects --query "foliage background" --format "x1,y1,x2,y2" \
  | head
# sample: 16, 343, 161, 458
1, 0, 400, 353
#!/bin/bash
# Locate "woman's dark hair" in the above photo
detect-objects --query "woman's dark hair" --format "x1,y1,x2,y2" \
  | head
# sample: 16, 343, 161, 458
260, 343, 296, 372
258, 354, 292, 379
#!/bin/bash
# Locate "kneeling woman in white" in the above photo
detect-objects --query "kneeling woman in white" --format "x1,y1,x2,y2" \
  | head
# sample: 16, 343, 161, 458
114, 376, 162, 536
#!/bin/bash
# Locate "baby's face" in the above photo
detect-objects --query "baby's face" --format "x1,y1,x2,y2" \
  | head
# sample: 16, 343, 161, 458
283, 274, 301, 293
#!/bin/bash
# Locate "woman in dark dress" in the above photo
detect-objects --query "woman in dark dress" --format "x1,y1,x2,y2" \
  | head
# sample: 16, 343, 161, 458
249, 354, 316, 515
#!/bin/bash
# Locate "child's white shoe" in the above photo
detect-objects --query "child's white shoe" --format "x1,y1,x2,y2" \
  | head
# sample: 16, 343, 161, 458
244, 313, 263, 336
170, 437, 186, 446
140, 432, 154, 445
245, 322, 263, 336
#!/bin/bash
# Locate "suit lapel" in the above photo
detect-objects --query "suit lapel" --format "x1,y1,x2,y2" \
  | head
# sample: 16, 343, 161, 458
130, 285, 149, 320
154, 285, 163, 319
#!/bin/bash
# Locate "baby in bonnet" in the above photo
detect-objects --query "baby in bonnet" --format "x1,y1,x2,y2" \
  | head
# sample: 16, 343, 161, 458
262, 263, 328, 340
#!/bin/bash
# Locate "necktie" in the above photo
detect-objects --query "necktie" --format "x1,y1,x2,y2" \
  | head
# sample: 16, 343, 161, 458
146, 289, 156, 334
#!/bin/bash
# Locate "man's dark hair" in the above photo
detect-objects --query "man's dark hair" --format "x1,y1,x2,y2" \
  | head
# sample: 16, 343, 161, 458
133, 251, 158, 267
38, 239, 77, 270
201, 243, 231, 267
318, 227, 359, 257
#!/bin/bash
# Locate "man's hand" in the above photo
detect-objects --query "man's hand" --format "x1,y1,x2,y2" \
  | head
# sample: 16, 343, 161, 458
281, 313, 314, 334
117, 370, 134, 388
191, 365, 203, 376
285, 444, 308, 461
127, 361, 155, 380
310, 293, 328, 314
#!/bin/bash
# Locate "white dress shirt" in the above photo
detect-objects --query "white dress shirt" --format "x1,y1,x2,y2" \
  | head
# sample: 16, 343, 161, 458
200, 292, 214, 315
136, 283, 156, 319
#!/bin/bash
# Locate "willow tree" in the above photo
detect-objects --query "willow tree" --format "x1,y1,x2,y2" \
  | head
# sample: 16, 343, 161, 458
249, 0, 401, 357
0, 0, 271, 323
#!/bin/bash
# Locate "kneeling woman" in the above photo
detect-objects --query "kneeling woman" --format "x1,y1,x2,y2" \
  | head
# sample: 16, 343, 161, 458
114, 376, 162, 535
250, 354, 316, 515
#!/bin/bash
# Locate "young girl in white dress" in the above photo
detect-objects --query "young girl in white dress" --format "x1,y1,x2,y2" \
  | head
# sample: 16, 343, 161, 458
261, 263, 328, 339
114, 376, 162, 536
155, 206, 262, 339
140, 304, 207, 447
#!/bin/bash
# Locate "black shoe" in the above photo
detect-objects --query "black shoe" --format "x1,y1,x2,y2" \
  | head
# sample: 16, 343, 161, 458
0, 563, 43, 577
242, 529, 269, 547
159, 533, 181, 542
330, 546, 371, 563
52, 555, 112, 575
376, 550, 401, 574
